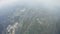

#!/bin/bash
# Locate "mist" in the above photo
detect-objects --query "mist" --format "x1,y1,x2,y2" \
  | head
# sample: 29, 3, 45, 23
0, 0, 60, 34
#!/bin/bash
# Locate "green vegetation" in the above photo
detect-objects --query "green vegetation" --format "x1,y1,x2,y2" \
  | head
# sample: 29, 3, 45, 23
4, 7, 58, 34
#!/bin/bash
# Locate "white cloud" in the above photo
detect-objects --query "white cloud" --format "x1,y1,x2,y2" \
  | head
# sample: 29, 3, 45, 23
0, 0, 60, 9
0, 0, 18, 8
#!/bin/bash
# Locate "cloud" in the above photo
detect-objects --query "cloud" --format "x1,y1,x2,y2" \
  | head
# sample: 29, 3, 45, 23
0, 0, 17, 4
0, 0, 60, 9
0, 0, 18, 8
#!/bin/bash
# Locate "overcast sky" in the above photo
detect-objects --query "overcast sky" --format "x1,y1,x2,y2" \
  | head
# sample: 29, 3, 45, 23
0, 0, 60, 6
0, 0, 60, 10
0, 0, 60, 15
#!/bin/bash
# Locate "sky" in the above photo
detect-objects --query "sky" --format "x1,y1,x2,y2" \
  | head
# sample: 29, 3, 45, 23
0, 0, 60, 8
0, 0, 18, 8
0, 0, 60, 15
0, 0, 60, 7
